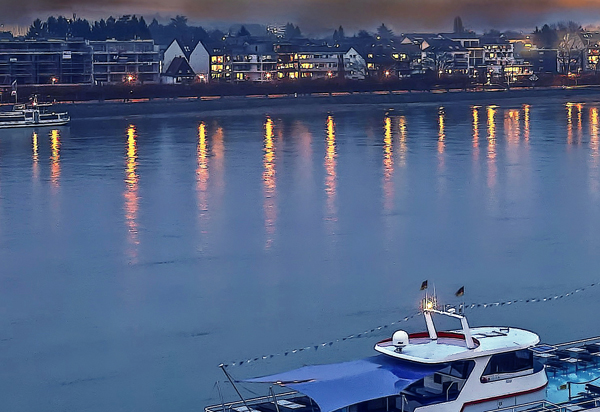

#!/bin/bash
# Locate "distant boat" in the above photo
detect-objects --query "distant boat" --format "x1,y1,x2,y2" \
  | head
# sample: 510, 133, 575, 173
0, 96, 69, 129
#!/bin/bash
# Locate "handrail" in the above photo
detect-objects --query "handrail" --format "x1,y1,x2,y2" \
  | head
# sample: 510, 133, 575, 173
483, 399, 563, 412
205, 391, 299, 412
554, 336, 600, 348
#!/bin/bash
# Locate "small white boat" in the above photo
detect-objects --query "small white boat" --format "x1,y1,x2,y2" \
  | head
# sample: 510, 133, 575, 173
0, 97, 69, 129
207, 294, 600, 412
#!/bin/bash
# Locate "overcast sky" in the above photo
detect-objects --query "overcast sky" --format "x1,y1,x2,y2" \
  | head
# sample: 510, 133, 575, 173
2, 0, 600, 33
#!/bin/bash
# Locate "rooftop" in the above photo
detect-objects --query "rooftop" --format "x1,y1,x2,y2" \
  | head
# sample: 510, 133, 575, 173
375, 326, 540, 364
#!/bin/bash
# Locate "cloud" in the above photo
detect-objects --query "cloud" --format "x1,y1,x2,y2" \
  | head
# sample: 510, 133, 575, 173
2, 0, 600, 31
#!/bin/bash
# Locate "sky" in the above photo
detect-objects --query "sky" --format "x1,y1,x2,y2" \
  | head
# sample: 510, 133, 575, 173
1, 0, 600, 34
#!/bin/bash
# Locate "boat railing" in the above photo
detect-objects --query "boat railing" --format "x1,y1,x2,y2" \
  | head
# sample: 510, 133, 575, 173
204, 391, 303, 412
483, 394, 600, 412
554, 336, 600, 349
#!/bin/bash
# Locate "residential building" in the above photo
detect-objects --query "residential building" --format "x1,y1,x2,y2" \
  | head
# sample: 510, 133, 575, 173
162, 56, 195, 84
296, 46, 342, 80
519, 48, 558, 73
275, 43, 299, 80
0, 39, 92, 85
90, 39, 160, 84
231, 42, 277, 82
421, 38, 470, 75
343, 47, 367, 80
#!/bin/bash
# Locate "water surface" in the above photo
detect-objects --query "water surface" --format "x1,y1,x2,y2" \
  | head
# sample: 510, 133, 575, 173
0, 98, 599, 411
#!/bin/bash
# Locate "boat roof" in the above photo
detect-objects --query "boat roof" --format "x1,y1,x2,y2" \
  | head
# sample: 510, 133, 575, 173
374, 326, 540, 364
246, 355, 443, 412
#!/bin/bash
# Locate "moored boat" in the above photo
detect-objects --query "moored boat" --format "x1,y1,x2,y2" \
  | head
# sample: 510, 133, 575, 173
207, 296, 600, 412
0, 97, 69, 129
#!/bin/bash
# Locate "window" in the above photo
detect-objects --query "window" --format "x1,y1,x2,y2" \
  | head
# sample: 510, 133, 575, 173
481, 350, 534, 382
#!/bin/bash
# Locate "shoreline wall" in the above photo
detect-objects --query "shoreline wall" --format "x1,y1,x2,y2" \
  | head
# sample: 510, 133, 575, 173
50, 86, 600, 119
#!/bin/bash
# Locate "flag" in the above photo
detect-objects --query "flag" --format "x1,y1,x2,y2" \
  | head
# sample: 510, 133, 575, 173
455, 286, 465, 297
420, 280, 428, 290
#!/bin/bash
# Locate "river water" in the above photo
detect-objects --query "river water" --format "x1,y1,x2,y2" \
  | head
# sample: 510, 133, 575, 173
0, 97, 599, 411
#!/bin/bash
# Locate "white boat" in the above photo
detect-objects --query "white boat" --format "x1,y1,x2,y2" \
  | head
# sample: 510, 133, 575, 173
207, 296, 600, 412
0, 97, 69, 129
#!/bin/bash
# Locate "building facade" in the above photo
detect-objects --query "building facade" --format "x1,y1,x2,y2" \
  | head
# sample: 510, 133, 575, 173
0, 39, 92, 85
90, 39, 160, 85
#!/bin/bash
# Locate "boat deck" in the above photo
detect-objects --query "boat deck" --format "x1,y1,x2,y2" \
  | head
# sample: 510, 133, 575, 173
205, 392, 321, 412
532, 336, 600, 410
207, 337, 600, 412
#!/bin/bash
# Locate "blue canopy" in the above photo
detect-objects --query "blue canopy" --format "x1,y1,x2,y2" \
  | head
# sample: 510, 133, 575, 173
246, 355, 443, 412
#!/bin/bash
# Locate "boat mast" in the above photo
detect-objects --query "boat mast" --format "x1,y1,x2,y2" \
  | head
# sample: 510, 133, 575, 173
219, 364, 252, 412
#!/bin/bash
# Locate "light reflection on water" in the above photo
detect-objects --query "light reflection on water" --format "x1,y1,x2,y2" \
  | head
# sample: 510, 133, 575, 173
1, 100, 600, 412
487, 105, 497, 191
398, 115, 407, 168
32, 131, 39, 179
324, 115, 337, 234
263, 117, 276, 249
383, 116, 393, 212
124, 124, 139, 262
50, 129, 60, 188
197, 122, 209, 234
590, 107, 599, 197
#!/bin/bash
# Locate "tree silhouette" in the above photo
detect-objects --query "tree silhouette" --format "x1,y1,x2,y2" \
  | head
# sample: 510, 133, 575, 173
377, 23, 393, 39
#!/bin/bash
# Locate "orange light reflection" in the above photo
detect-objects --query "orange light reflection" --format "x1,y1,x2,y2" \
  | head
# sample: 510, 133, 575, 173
124, 125, 139, 262
487, 106, 497, 189
438, 107, 445, 154
567, 103, 574, 146
263, 117, 276, 249
50, 129, 60, 188
398, 116, 407, 167
197, 122, 209, 229
577, 104, 584, 145
523, 105, 530, 142
383, 116, 394, 212
32, 131, 39, 179
325, 115, 337, 230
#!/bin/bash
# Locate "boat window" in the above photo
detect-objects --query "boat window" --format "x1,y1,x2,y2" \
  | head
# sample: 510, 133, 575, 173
481, 349, 533, 382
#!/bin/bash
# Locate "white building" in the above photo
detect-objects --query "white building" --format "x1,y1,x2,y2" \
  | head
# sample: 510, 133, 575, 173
343, 47, 366, 80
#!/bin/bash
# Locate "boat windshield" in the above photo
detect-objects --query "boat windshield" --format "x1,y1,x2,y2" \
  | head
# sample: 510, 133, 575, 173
399, 360, 475, 412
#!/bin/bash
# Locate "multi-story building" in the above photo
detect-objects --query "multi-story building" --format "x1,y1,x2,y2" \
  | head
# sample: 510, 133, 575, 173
0, 39, 92, 85
274, 43, 299, 80
481, 39, 515, 67
90, 39, 160, 85
231, 42, 277, 82
421, 38, 470, 75
296, 46, 342, 80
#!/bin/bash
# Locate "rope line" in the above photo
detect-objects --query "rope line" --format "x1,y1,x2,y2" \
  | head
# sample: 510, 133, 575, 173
220, 281, 597, 367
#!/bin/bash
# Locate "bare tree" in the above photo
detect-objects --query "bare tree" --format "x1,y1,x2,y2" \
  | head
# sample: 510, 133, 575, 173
558, 32, 584, 74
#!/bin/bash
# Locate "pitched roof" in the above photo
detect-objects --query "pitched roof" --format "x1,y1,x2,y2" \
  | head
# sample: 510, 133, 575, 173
164, 57, 195, 77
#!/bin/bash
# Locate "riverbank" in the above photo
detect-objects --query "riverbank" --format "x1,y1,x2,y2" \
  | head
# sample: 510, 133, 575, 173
29, 85, 600, 119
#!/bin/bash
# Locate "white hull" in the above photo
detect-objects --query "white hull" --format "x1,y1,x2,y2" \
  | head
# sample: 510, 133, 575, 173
0, 119, 70, 129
